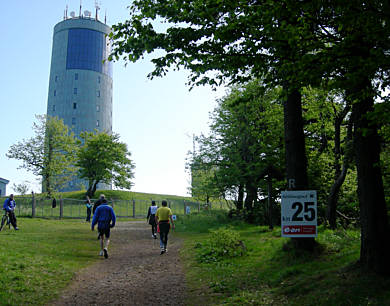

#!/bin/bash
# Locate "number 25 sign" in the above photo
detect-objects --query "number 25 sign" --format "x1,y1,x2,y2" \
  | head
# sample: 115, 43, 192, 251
281, 190, 317, 238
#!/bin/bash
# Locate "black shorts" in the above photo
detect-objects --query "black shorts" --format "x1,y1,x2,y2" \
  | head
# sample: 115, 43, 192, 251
98, 226, 111, 239
159, 221, 170, 234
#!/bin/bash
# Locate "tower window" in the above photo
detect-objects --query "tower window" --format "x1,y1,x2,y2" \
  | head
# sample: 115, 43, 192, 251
75, 73, 78, 80
96, 120, 100, 127
73, 103, 77, 109
98, 76, 101, 84
74, 88, 77, 95
53, 105, 56, 112
72, 117, 76, 125
54, 90, 56, 96
97, 90, 100, 97
55, 75, 58, 82
96, 105, 100, 112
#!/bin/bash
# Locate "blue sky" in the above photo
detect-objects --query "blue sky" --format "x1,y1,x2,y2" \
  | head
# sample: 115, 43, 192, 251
0, 0, 225, 196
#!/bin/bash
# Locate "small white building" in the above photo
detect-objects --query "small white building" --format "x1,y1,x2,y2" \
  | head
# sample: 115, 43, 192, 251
0, 178, 10, 197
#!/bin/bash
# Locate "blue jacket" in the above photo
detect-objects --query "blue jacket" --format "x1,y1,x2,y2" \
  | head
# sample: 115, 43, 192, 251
3, 198, 16, 212
91, 204, 116, 230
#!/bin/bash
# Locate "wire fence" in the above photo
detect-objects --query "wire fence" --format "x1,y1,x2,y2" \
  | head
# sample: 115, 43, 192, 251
0, 195, 231, 219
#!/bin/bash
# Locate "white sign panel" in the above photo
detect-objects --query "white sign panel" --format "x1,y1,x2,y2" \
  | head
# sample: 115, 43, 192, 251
281, 190, 317, 238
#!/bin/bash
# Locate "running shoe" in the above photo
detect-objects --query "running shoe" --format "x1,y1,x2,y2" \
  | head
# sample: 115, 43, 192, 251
99, 250, 104, 256
103, 248, 108, 259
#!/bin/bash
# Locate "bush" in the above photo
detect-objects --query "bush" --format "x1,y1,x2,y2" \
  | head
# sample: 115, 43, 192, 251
195, 228, 247, 263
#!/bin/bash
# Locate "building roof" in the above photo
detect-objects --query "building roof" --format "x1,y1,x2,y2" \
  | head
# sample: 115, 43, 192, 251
0, 178, 9, 184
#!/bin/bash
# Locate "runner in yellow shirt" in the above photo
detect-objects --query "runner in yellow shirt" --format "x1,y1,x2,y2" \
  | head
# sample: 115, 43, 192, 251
155, 200, 175, 254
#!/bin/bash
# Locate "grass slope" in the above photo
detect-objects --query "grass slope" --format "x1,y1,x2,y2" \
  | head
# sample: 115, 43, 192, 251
0, 218, 98, 305
176, 212, 390, 305
56, 189, 194, 201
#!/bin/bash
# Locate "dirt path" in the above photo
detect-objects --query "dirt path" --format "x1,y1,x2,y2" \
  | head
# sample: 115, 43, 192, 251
51, 221, 186, 306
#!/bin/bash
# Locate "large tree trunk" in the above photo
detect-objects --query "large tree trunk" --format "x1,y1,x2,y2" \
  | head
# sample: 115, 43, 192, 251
283, 87, 308, 189
87, 180, 98, 198
283, 86, 314, 250
236, 184, 244, 210
351, 79, 390, 275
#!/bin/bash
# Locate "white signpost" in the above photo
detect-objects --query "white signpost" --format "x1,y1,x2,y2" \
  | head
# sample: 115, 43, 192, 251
281, 190, 317, 238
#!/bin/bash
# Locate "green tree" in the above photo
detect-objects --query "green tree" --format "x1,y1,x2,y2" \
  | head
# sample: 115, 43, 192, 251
301, 87, 356, 227
111, 1, 390, 269
110, 0, 321, 248
12, 181, 30, 195
6, 115, 77, 197
76, 131, 135, 198
189, 81, 284, 214
188, 159, 220, 203
311, 1, 390, 274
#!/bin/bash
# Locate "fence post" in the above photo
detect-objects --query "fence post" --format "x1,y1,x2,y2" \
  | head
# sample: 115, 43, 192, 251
184, 200, 186, 215
60, 198, 63, 219
132, 200, 135, 218
111, 198, 115, 209
31, 192, 36, 218
168, 201, 171, 209
198, 202, 200, 213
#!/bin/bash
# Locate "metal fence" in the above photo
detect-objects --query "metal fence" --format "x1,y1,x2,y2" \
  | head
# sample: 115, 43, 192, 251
0, 195, 230, 219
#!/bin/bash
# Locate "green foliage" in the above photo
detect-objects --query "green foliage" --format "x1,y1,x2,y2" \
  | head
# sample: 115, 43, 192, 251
187, 163, 220, 202
182, 222, 390, 305
111, 0, 390, 271
76, 131, 135, 197
6, 115, 77, 196
12, 181, 30, 195
195, 228, 246, 263
188, 80, 284, 210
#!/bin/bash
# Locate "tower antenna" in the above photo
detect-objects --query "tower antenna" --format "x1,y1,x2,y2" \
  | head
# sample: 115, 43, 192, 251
95, 0, 100, 20
65, 5, 68, 19
104, 9, 107, 24
79, 0, 82, 17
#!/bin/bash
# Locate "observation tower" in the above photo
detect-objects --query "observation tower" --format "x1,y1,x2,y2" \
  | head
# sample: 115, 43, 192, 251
46, 4, 112, 191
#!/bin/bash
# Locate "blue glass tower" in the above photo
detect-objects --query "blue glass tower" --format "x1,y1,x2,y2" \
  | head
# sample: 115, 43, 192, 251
46, 15, 113, 191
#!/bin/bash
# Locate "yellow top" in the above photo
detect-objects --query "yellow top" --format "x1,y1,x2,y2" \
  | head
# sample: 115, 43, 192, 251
156, 207, 172, 221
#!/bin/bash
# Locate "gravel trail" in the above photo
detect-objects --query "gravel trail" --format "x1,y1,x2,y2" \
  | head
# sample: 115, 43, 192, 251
50, 221, 186, 306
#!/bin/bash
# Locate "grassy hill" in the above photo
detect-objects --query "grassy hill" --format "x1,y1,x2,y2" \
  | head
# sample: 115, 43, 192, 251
176, 212, 390, 305
53, 189, 195, 202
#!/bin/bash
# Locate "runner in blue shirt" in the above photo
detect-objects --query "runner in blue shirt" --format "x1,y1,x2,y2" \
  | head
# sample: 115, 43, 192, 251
91, 201, 116, 259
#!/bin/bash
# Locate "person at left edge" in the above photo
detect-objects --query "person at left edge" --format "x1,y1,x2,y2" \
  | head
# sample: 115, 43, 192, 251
91, 200, 116, 259
3, 194, 19, 230
85, 196, 92, 222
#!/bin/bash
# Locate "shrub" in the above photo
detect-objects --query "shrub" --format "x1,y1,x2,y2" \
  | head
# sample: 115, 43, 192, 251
195, 228, 247, 263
